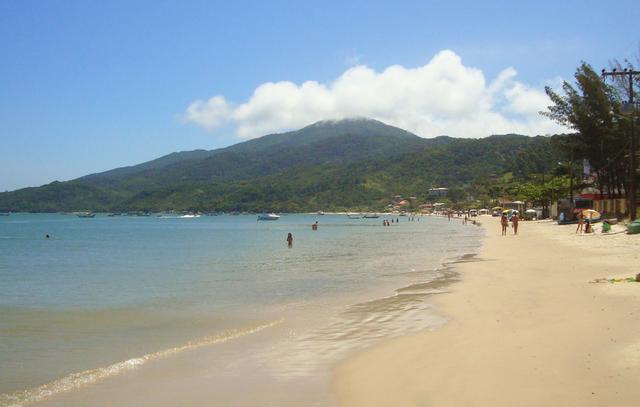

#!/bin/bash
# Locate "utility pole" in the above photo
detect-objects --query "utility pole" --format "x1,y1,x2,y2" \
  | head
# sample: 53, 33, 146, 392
602, 68, 640, 220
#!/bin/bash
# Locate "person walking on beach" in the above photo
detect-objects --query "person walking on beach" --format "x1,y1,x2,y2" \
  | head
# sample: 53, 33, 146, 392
576, 211, 584, 234
286, 233, 293, 247
501, 213, 508, 236
511, 212, 519, 235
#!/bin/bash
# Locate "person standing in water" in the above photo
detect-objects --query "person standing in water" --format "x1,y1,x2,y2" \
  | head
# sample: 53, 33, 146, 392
286, 233, 293, 247
312, 221, 318, 231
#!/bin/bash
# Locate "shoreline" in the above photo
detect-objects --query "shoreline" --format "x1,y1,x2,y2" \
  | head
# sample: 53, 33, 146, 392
334, 217, 640, 406
2, 214, 482, 407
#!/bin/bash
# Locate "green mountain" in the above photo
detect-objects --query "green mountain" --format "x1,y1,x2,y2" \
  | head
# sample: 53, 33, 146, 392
0, 118, 564, 212
81, 118, 431, 185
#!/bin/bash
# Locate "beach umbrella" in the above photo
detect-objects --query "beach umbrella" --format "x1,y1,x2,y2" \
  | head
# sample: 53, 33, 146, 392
582, 209, 600, 220
525, 209, 537, 214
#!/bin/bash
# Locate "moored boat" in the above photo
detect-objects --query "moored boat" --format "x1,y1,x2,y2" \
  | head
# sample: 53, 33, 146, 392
257, 213, 280, 221
75, 212, 95, 218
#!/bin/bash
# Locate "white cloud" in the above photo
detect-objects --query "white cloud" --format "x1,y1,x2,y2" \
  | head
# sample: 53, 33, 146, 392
182, 50, 567, 139
183, 95, 232, 130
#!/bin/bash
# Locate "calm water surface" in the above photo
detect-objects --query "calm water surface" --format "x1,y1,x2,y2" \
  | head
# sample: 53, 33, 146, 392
0, 213, 483, 405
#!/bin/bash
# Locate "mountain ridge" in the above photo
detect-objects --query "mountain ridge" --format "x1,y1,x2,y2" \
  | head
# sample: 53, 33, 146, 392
0, 118, 565, 212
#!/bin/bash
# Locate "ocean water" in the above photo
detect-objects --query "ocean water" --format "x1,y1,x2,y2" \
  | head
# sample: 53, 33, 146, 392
0, 213, 483, 406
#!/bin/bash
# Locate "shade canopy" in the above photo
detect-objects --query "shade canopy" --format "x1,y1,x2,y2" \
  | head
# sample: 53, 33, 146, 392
582, 209, 600, 219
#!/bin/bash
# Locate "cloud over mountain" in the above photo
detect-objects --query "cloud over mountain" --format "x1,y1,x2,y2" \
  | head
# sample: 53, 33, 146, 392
183, 50, 567, 139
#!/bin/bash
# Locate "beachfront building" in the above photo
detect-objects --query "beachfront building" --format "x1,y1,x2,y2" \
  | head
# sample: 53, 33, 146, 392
551, 186, 631, 220
555, 197, 593, 222
387, 196, 412, 212
433, 202, 448, 214
501, 200, 526, 214
418, 203, 434, 213
580, 192, 628, 218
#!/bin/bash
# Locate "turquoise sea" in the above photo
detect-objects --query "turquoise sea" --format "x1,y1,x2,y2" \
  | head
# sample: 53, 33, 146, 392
0, 213, 483, 406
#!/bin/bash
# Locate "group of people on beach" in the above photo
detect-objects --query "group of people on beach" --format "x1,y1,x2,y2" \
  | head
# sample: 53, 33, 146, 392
500, 212, 519, 236
575, 211, 594, 234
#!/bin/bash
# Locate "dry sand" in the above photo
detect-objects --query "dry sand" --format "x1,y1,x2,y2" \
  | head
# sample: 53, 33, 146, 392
334, 218, 640, 406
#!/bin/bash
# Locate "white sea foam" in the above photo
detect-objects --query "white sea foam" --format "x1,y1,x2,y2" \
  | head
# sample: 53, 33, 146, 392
0, 319, 283, 407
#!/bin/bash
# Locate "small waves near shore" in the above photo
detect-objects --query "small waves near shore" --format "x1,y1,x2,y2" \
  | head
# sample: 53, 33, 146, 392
0, 319, 283, 407
0, 213, 482, 406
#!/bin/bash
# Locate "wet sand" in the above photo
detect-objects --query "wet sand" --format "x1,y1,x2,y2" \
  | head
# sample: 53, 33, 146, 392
334, 218, 640, 406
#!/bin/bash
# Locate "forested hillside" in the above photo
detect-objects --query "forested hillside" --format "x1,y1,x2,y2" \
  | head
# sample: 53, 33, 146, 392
0, 119, 566, 212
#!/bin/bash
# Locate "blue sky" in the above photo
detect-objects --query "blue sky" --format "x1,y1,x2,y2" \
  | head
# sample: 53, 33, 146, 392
1, 0, 638, 191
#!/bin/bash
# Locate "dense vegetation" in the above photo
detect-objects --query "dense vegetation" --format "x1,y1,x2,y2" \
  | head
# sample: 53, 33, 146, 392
0, 118, 570, 213
543, 62, 639, 203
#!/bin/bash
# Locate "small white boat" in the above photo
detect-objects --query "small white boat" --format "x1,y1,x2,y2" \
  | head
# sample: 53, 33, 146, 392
180, 214, 201, 218
75, 212, 95, 218
317, 210, 325, 215
257, 213, 280, 221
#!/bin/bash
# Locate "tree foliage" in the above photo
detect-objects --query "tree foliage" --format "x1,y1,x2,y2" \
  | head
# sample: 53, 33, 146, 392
542, 62, 635, 200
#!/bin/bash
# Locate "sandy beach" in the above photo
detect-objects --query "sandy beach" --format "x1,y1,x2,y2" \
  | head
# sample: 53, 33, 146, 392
335, 217, 640, 406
